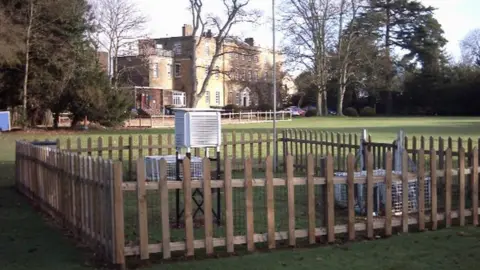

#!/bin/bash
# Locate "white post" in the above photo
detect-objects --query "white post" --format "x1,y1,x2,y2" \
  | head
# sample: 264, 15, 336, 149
394, 129, 404, 172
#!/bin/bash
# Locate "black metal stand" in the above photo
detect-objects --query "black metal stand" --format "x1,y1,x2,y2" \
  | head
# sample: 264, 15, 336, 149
175, 149, 222, 227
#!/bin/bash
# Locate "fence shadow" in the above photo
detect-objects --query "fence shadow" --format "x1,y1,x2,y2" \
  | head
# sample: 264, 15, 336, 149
0, 162, 93, 270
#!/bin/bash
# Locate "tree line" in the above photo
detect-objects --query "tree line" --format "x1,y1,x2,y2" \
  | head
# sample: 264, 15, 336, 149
283, 0, 480, 116
0, 0, 146, 128
1, 0, 479, 129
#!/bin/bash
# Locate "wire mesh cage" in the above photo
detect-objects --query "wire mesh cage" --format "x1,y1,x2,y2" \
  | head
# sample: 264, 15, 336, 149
333, 170, 431, 215
144, 155, 204, 181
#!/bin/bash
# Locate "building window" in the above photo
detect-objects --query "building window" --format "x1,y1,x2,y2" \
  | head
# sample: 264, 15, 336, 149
167, 63, 172, 78
215, 66, 220, 79
205, 91, 210, 105
235, 92, 241, 105
242, 70, 246, 80
152, 63, 159, 78
215, 91, 221, 105
254, 55, 259, 62
247, 70, 252, 80
205, 41, 210, 56
175, 63, 181, 77
173, 42, 182, 55
173, 92, 186, 106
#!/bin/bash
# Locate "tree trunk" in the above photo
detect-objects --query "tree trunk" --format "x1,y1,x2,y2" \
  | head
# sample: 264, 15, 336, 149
53, 111, 60, 129
22, 1, 34, 128
337, 85, 346, 116
113, 49, 119, 91
323, 90, 328, 115
316, 91, 323, 116
385, 0, 393, 115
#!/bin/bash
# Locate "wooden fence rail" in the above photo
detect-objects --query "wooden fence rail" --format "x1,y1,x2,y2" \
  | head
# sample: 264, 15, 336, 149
59, 129, 480, 183
120, 147, 479, 264
15, 141, 126, 267
14, 129, 480, 269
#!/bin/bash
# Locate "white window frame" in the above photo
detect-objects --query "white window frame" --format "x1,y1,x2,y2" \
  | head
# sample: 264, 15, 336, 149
205, 41, 210, 56
215, 66, 220, 79
152, 63, 159, 78
175, 63, 181, 78
205, 91, 210, 105
167, 63, 172, 78
173, 92, 186, 106
215, 90, 221, 105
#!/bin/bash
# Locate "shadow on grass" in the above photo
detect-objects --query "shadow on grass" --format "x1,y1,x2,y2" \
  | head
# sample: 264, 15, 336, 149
0, 162, 92, 270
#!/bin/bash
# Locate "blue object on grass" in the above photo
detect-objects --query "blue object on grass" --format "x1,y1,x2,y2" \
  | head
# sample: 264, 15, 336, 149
0, 111, 11, 131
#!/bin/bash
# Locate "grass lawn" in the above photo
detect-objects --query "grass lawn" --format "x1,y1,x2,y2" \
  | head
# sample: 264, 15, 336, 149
2, 116, 480, 269
150, 226, 480, 270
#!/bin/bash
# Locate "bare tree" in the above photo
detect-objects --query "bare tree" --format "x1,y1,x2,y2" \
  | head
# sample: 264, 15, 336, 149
92, 0, 148, 90
22, 0, 36, 122
334, 0, 365, 115
279, 0, 338, 116
461, 29, 480, 66
187, 0, 261, 108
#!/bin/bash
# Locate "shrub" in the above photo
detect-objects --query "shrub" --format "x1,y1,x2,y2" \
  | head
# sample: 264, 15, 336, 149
305, 109, 317, 117
256, 103, 273, 112
343, 107, 358, 117
223, 104, 240, 113
360, 106, 376, 117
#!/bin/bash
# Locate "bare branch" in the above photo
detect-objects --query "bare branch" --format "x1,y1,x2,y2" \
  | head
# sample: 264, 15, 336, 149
187, 0, 262, 107
461, 29, 480, 66
92, 0, 148, 90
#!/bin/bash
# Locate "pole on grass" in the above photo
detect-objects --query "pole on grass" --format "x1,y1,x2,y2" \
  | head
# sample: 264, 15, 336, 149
272, 0, 278, 171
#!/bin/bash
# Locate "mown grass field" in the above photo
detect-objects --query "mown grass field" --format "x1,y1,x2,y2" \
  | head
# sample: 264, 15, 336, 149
2, 116, 480, 270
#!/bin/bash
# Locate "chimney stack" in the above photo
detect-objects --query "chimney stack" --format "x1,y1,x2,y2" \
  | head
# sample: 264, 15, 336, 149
245, 38, 254, 46
182, 24, 193, 36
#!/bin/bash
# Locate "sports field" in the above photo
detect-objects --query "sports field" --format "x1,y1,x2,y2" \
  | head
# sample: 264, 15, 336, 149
2, 117, 480, 270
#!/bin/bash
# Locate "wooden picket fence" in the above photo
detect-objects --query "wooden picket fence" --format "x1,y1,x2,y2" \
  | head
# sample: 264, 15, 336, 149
14, 130, 480, 269
15, 141, 125, 266
120, 147, 479, 264
61, 129, 480, 182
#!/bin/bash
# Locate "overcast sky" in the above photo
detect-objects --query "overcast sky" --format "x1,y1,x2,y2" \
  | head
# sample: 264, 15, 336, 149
133, 0, 480, 61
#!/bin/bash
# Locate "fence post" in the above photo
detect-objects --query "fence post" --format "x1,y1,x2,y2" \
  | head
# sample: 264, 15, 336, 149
112, 162, 125, 268
282, 130, 287, 173
286, 155, 295, 247
128, 136, 133, 182
244, 158, 254, 252
136, 157, 149, 260
472, 148, 478, 227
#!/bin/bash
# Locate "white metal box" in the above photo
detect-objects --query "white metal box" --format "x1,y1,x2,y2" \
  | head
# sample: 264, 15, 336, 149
174, 108, 222, 148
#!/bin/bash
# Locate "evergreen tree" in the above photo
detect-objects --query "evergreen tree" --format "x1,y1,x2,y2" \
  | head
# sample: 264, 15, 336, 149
357, 0, 447, 114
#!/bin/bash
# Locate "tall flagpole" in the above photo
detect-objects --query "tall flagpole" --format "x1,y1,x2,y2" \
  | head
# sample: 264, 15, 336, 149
272, 0, 278, 171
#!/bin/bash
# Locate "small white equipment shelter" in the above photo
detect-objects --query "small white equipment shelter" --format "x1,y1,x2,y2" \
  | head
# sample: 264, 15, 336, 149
173, 108, 223, 226
174, 108, 222, 152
